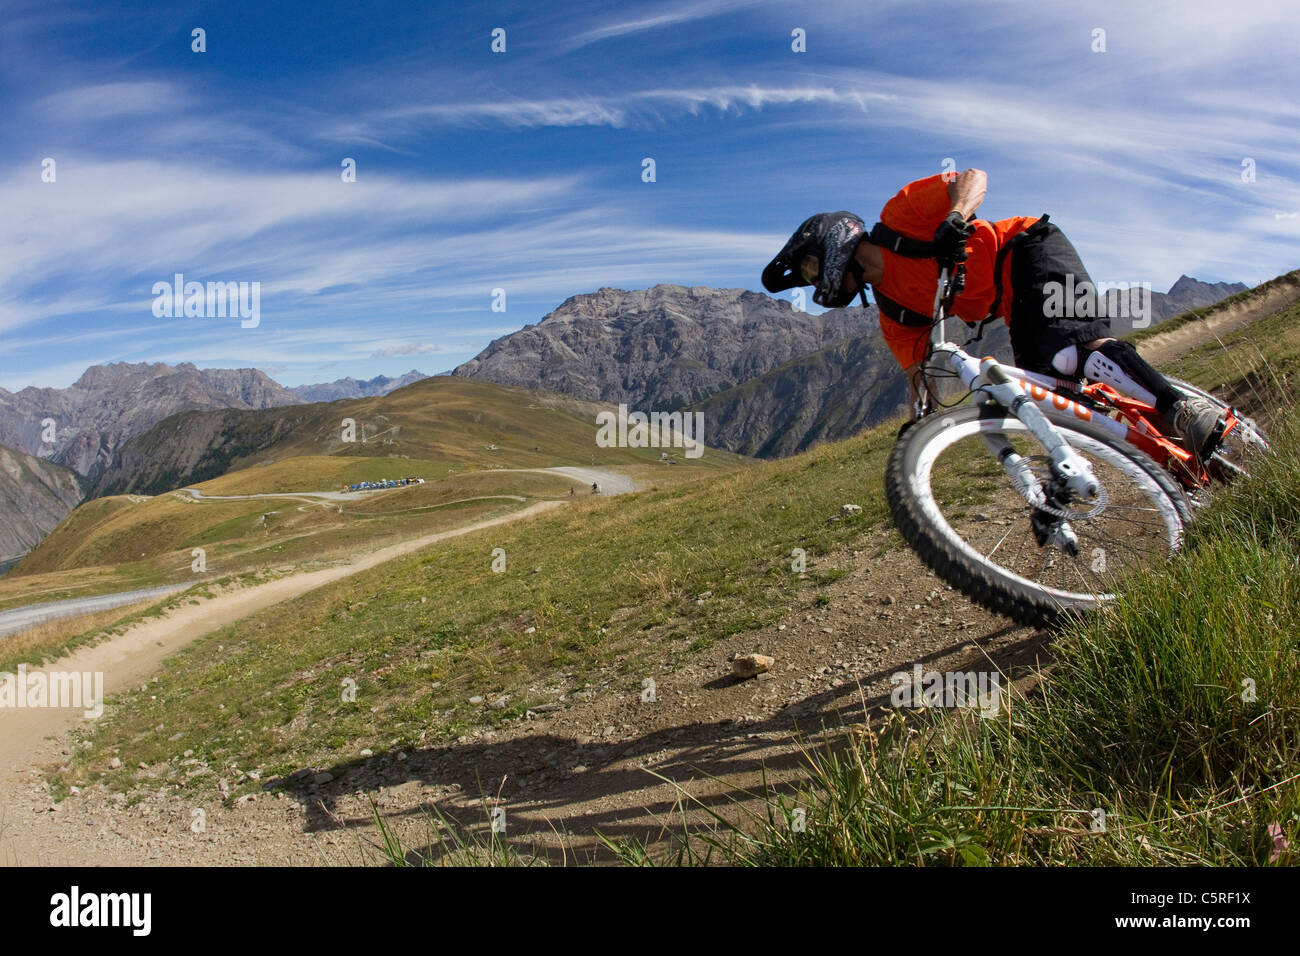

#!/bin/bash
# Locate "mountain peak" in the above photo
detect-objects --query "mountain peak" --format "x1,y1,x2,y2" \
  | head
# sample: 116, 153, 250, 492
71, 361, 174, 388
454, 286, 877, 407
1164, 275, 1250, 311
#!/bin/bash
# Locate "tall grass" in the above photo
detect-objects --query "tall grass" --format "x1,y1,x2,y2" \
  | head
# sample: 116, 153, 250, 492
369, 797, 552, 867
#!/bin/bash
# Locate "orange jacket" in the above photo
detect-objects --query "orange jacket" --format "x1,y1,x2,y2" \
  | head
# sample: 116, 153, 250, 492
873, 174, 1036, 368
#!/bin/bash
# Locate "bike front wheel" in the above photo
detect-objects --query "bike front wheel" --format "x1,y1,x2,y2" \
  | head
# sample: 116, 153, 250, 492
886, 403, 1193, 625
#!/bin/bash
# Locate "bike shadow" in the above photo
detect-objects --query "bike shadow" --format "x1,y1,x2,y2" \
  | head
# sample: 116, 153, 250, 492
266, 619, 1050, 864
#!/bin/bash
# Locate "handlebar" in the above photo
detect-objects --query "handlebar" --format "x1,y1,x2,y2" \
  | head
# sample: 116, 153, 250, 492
930, 263, 965, 326
913, 264, 967, 420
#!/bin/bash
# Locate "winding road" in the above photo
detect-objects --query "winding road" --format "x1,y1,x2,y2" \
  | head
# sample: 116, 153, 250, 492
178, 466, 639, 502
0, 585, 185, 640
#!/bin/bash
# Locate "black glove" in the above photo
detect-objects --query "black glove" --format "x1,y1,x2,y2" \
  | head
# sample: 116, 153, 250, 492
932, 211, 974, 266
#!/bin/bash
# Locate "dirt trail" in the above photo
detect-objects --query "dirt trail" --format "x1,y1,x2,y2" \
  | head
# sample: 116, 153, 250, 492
0, 500, 565, 864
1139, 274, 1300, 367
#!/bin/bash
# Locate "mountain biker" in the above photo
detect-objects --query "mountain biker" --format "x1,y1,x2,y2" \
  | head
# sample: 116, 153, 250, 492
761, 169, 1226, 457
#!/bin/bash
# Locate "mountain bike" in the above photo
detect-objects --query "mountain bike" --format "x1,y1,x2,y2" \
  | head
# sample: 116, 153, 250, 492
884, 266, 1270, 625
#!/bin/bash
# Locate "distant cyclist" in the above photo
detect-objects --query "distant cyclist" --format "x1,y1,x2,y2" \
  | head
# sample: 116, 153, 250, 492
761, 169, 1227, 457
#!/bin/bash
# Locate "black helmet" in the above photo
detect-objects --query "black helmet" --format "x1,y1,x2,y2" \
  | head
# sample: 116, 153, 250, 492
762, 211, 867, 308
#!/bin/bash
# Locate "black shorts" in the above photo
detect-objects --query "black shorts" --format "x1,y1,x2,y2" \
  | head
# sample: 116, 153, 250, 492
1007, 219, 1110, 374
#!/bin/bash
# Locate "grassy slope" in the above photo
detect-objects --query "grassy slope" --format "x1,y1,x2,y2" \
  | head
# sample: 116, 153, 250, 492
60, 424, 897, 797
242, 375, 620, 469
1156, 296, 1300, 417
18, 471, 581, 576
105, 375, 749, 495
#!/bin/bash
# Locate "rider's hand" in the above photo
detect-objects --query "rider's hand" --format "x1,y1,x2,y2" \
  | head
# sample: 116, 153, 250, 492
932, 211, 974, 267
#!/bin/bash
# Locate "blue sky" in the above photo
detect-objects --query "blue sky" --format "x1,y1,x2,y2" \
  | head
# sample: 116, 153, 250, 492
2, 0, 1297, 390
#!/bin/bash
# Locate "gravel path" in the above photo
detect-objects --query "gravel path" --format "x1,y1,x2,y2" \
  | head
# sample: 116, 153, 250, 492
536, 467, 638, 496
181, 488, 368, 502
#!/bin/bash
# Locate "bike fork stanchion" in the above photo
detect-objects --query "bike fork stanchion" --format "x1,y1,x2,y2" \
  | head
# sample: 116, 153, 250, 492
980, 431, 1047, 509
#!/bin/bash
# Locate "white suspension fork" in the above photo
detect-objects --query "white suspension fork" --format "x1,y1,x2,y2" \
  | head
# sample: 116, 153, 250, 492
934, 344, 1102, 504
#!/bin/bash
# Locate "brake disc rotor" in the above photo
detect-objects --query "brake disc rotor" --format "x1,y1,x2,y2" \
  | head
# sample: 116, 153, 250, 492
1022, 456, 1110, 520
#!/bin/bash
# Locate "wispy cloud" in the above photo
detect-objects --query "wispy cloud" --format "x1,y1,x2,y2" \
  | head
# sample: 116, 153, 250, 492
562, 0, 767, 51
40, 81, 194, 120
369, 342, 449, 358
325, 83, 886, 136
0, 159, 581, 332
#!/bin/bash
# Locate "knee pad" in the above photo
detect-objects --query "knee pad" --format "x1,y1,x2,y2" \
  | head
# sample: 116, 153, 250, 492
1086, 338, 1154, 389
1050, 345, 1081, 377
1082, 338, 1173, 410
1082, 340, 1138, 387
1051, 340, 1137, 379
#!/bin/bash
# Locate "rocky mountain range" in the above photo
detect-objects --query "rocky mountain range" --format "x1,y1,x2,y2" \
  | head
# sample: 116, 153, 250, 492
290, 370, 427, 403
452, 285, 879, 410
1098, 275, 1250, 330
0, 362, 304, 483
1159, 275, 1250, 315
0, 444, 85, 569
